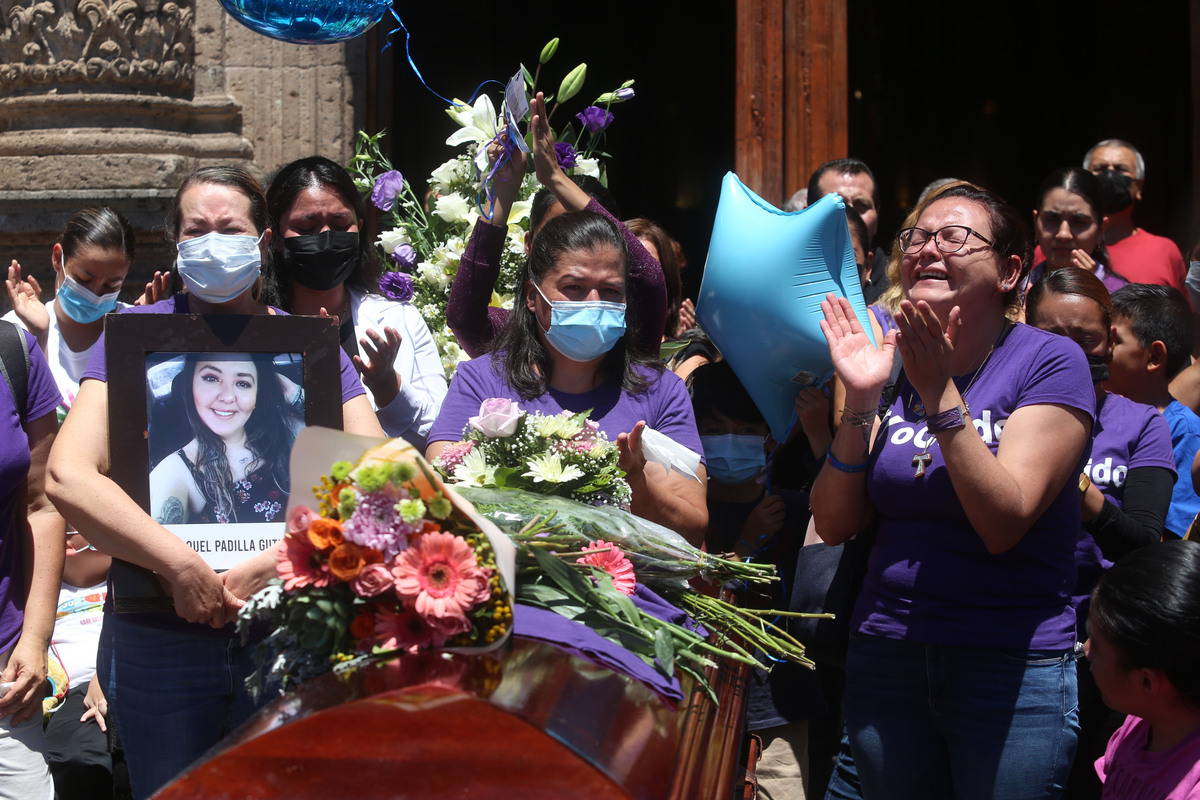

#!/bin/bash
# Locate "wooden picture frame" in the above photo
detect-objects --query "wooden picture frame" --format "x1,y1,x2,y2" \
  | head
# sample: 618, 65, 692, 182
105, 313, 343, 613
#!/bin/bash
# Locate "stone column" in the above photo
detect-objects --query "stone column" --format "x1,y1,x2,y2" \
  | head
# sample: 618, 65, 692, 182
0, 0, 365, 298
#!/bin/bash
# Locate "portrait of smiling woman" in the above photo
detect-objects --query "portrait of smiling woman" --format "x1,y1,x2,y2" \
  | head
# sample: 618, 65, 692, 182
149, 352, 299, 526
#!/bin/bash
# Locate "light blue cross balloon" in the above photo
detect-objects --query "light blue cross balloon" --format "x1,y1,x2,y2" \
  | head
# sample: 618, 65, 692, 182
697, 172, 875, 442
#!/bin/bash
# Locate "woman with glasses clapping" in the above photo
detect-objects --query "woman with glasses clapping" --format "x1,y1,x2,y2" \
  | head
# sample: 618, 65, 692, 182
811, 182, 1095, 800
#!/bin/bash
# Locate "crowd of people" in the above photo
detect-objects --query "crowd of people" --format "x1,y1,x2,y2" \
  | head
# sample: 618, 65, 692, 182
0, 115, 1195, 800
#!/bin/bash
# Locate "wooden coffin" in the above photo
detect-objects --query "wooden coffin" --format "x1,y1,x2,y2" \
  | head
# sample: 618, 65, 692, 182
153, 636, 750, 799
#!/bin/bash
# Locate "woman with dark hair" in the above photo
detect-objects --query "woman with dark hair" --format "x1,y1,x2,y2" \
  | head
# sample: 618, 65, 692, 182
149, 353, 298, 525
1024, 167, 1127, 299
1026, 267, 1176, 799
446, 93, 667, 359
5, 207, 136, 416
263, 156, 446, 448
45, 165, 384, 799
426, 209, 707, 545
813, 182, 1095, 799
1089, 540, 1200, 797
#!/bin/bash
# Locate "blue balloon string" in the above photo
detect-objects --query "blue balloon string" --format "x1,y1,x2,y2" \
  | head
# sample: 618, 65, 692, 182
382, 8, 460, 107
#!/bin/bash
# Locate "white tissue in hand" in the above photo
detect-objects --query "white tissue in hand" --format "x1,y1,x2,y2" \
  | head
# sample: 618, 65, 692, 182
640, 427, 701, 482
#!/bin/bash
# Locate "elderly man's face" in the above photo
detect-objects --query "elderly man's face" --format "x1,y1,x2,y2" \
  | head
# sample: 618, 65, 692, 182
1087, 145, 1142, 204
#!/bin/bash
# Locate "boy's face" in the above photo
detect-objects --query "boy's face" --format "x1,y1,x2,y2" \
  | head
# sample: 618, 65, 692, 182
1105, 315, 1152, 400
698, 410, 770, 439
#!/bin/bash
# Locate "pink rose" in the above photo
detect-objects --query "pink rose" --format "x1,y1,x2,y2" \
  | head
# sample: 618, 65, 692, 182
351, 562, 394, 597
469, 398, 522, 438
286, 504, 319, 535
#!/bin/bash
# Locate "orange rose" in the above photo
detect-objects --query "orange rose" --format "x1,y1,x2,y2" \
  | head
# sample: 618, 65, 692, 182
328, 541, 365, 582
307, 518, 344, 550
363, 547, 385, 565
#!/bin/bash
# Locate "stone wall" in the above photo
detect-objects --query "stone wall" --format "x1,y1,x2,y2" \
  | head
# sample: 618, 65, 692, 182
0, 0, 366, 303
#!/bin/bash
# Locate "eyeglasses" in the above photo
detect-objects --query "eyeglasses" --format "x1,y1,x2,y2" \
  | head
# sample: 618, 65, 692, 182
897, 225, 994, 255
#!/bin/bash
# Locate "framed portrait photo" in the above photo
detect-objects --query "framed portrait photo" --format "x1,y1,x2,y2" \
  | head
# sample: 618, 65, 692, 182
105, 313, 343, 612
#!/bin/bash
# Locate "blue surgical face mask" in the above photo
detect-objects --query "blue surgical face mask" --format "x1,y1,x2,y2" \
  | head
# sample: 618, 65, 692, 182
533, 282, 626, 362
701, 434, 767, 484
176, 232, 263, 304
57, 273, 119, 324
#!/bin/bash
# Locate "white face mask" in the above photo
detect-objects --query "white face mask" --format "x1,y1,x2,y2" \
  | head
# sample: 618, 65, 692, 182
176, 232, 263, 304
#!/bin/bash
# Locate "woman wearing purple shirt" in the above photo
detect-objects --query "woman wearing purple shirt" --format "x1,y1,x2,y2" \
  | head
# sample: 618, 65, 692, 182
1026, 267, 1176, 800
427, 204, 707, 546
812, 182, 1095, 800
45, 167, 384, 799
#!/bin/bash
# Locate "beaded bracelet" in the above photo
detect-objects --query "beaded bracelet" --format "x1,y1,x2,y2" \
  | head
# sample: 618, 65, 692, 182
840, 407, 878, 427
826, 446, 868, 473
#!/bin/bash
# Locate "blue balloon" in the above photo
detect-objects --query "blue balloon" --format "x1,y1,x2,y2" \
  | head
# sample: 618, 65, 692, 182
219, 0, 392, 45
696, 173, 875, 442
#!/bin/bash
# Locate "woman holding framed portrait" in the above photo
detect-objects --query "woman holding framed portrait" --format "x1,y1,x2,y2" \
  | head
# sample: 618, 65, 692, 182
45, 166, 384, 800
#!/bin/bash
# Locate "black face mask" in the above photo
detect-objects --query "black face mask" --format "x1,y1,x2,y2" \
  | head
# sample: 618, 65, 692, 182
1087, 353, 1110, 384
281, 231, 360, 291
1096, 169, 1135, 214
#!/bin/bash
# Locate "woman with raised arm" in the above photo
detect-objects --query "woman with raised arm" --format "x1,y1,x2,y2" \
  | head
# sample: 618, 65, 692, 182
811, 182, 1095, 800
45, 166, 383, 800
4, 207, 135, 417
446, 93, 667, 358
427, 208, 707, 545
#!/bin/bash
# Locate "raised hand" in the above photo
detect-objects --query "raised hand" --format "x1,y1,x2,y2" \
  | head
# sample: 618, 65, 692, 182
1070, 248, 1097, 273
819, 293, 895, 405
675, 298, 696, 336
5, 260, 49, 341
894, 298, 960, 407
134, 270, 170, 306
353, 326, 402, 408
486, 132, 527, 226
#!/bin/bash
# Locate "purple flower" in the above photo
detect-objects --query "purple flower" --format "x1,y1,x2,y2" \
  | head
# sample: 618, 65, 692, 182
615, 87, 635, 101
575, 106, 614, 133
554, 142, 578, 170
379, 271, 415, 302
370, 170, 405, 211
390, 242, 417, 270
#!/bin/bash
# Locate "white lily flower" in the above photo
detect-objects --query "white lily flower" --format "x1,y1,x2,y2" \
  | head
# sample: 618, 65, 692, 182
418, 261, 450, 291
446, 94, 500, 148
509, 198, 532, 225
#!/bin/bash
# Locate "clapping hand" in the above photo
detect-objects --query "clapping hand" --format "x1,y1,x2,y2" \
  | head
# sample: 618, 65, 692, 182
354, 326, 402, 408
819, 294, 895, 406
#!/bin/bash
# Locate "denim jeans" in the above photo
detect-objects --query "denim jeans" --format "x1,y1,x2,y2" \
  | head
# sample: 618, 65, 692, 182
97, 615, 268, 800
841, 635, 1078, 800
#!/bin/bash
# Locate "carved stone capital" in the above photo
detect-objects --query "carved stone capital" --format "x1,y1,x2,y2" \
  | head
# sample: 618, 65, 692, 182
0, 0, 195, 96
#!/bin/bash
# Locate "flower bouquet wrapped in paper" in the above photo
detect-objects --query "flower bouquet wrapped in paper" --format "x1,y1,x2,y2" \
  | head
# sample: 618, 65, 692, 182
239, 429, 516, 696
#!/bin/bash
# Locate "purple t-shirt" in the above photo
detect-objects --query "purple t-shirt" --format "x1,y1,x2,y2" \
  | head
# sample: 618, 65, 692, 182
428, 352, 703, 460
0, 332, 64, 652
1075, 392, 1176, 609
80, 294, 365, 403
858, 323, 1096, 650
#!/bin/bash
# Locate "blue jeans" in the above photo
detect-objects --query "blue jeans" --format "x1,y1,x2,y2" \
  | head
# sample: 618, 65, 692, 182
97, 615, 268, 800
842, 635, 1078, 800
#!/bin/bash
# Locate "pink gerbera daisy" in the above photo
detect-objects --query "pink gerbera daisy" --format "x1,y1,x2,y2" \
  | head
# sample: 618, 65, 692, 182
576, 540, 636, 595
276, 532, 332, 591
392, 532, 490, 642
373, 605, 435, 651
